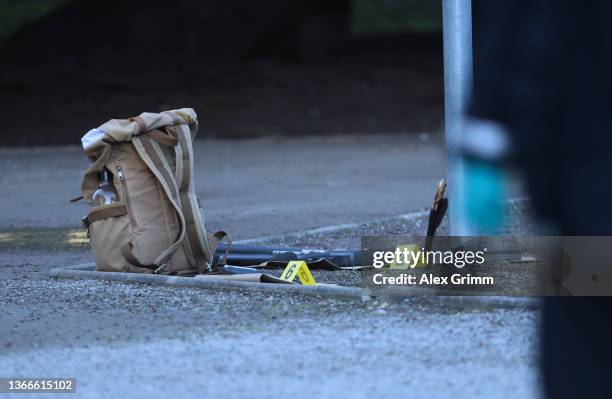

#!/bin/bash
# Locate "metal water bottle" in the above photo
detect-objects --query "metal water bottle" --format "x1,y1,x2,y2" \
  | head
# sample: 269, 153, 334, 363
91, 168, 118, 206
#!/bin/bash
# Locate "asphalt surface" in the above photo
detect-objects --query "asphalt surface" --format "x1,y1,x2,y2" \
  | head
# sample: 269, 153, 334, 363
0, 134, 540, 398
0, 133, 445, 238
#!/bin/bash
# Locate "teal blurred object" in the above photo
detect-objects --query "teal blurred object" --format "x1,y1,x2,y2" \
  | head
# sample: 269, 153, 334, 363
463, 159, 506, 234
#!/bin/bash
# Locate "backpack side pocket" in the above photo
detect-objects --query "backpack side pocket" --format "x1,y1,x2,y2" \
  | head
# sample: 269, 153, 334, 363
87, 203, 151, 273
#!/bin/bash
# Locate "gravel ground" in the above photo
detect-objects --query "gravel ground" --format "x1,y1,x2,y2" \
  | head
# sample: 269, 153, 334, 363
0, 202, 542, 398
0, 263, 541, 399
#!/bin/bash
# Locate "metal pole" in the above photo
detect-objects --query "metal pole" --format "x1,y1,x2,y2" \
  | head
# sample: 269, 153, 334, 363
442, 0, 473, 235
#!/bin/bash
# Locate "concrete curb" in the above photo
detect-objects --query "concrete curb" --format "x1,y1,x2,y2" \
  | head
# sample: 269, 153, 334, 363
50, 263, 541, 309
49, 263, 369, 302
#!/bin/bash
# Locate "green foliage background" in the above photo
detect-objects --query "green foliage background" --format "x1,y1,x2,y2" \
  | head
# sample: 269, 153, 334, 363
0, 0, 441, 41
0, 0, 66, 39
352, 0, 441, 34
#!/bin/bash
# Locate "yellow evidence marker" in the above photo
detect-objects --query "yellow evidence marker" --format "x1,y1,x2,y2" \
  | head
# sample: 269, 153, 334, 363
279, 261, 317, 285
389, 244, 428, 269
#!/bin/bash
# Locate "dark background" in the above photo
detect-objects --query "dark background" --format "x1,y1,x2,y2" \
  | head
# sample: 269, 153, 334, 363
0, 0, 444, 146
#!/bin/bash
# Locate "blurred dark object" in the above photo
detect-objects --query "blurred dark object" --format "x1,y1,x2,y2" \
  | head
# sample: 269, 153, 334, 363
0, 0, 443, 146
470, 0, 612, 236
540, 297, 612, 399
470, 1, 612, 398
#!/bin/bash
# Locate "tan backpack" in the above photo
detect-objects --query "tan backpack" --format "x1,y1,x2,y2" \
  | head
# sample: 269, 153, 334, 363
78, 108, 229, 275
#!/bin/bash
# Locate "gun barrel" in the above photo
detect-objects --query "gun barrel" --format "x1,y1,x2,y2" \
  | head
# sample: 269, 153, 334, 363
213, 248, 362, 268
215, 243, 306, 255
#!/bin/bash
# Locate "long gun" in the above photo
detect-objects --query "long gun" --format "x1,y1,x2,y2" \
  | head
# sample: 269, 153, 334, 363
213, 245, 361, 268
214, 180, 448, 268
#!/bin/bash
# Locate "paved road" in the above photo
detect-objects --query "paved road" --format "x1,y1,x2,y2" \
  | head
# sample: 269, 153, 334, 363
0, 134, 445, 238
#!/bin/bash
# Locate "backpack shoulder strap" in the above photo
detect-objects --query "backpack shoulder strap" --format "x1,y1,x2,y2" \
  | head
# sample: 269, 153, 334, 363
170, 123, 221, 272
131, 132, 188, 269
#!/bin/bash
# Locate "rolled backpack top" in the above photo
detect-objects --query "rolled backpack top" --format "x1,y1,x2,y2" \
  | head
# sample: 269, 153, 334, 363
78, 108, 229, 275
